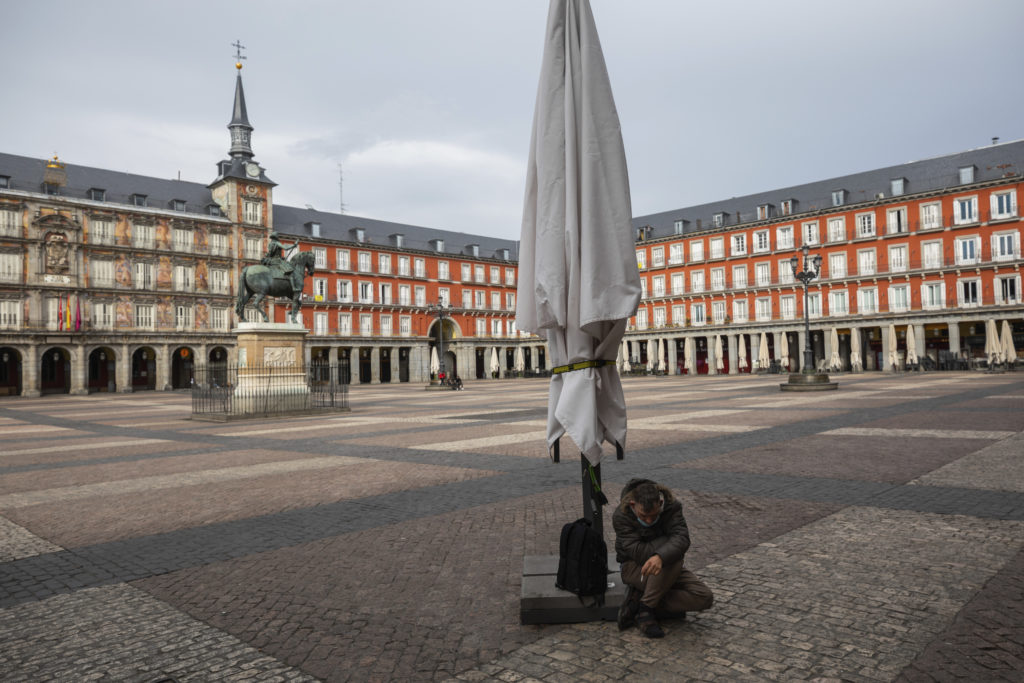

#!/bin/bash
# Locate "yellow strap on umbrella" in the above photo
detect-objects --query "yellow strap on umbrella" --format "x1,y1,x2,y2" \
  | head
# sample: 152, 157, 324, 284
551, 359, 615, 375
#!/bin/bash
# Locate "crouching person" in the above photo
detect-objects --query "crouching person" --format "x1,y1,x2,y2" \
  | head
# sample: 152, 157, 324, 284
613, 478, 714, 638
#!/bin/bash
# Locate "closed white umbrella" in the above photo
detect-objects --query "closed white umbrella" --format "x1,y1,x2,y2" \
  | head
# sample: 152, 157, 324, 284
714, 334, 724, 371
906, 325, 919, 366
1001, 321, 1017, 367
829, 327, 841, 371
779, 332, 790, 371
850, 329, 863, 372
984, 319, 1002, 366
430, 346, 440, 376
758, 332, 770, 370
622, 339, 631, 373
515, 346, 526, 372
684, 337, 695, 374
658, 337, 667, 373
737, 334, 748, 370
888, 324, 900, 370
516, 0, 641, 465
490, 347, 500, 375
646, 338, 656, 372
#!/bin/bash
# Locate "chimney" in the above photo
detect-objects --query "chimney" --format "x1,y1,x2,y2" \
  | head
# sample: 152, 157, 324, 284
992, 137, 1000, 145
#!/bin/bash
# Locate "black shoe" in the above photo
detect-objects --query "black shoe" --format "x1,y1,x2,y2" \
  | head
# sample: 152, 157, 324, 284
636, 605, 665, 638
617, 585, 641, 631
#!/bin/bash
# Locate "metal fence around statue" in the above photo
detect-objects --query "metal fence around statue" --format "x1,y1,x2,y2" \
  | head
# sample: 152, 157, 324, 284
191, 362, 350, 420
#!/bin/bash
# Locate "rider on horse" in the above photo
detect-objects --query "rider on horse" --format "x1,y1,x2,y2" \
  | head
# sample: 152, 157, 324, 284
261, 232, 300, 290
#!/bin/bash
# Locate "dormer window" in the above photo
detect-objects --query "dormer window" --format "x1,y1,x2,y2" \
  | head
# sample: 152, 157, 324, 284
780, 199, 795, 216
497, 248, 510, 260
713, 212, 728, 228
673, 219, 688, 234
890, 178, 905, 197
958, 165, 975, 185
131, 193, 147, 207
207, 204, 221, 217
43, 183, 60, 196
390, 233, 404, 247
430, 239, 445, 253
468, 244, 479, 257
350, 227, 365, 243
307, 222, 321, 238
171, 199, 186, 212
831, 190, 846, 207
89, 188, 106, 202
757, 204, 772, 220
0, 175, 9, 189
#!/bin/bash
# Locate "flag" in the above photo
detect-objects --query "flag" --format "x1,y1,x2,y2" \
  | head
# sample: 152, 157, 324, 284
66, 295, 72, 330
74, 296, 81, 331
58, 295, 64, 331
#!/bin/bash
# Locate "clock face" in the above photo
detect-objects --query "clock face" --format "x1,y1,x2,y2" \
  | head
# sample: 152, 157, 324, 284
245, 163, 260, 178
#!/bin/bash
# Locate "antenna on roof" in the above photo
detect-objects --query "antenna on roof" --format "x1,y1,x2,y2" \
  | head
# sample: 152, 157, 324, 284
338, 163, 347, 214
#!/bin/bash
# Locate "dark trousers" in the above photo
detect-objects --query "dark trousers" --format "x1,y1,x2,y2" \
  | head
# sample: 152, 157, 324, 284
621, 559, 714, 612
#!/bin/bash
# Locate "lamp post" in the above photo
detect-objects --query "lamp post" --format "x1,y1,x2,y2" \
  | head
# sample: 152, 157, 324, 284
427, 300, 451, 382
789, 244, 823, 375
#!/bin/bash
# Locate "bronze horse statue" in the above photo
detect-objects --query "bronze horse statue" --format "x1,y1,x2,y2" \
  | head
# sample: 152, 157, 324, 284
235, 251, 316, 323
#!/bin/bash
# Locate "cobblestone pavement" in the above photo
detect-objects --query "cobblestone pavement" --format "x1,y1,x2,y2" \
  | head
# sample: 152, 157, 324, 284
1, 372, 1022, 682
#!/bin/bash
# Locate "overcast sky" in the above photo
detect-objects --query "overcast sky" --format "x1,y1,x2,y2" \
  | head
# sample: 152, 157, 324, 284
5, 1, 1023, 239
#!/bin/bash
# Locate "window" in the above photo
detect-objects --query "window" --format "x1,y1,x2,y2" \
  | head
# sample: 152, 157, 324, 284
888, 245, 908, 273
380, 315, 392, 336
757, 204, 772, 220
802, 222, 819, 246
731, 234, 747, 256
313, 247, 327, 269
90, 189, 107, 202
210, 232, 228, 256
358, 281, 373, 303
399, 285, 411, 306
671, 273, 685, 295
0, 253, 20, 282
651, 247, 665, 267
807, 292, 821, 318
886, 208, 907, 234
673, 219, 685, 235
313, 312, 328, 335
887, 285, 910, 313
753, 230, 770, 253
0, 208, 20, 237
923, 241, 943, 269
731, 265, 746, 289
921, 282, 944, 310
755, 297, 771, 321
171, 199, 186, 212
711, 301, 726, 324
709, 237, 724, 259
491, 291, 501, 310
920, 203, 942, 230
131, 194, 147, 207
652, 275, 665, 297
438, 261, 450, 280
780, 295, 796, 320
827, 217, 846, 243
133, 223, 155, 249
378, 253, 391, 274
244, 237, 261, 260
475, 290, 486, 309
635, 308, 648, 329
689, 240, 704, 262
337, 249, 351, 270
89, 218, 113, 245
432, 239, 444, 253
401, 316, 412, 337
956, 279, 978, 306
313, 278, 327, 301
954, 196, 978, 225
710, 268, 725, 291
414, 258, 425, 277
505, 267, 515, 285
690, 270, 705, 293
959, 166, 975, 185
776, 225, 794, 250
337, 280, 352, 302
415, 286, 426, 307
360, 314, 373, 335
92, 302, 114, 329
992, 231, 1020, 261
651, 307, 665, 328
244, 307, 263, 323
829, 290, 849, 316
135, 304, 154, 329
858, 287, 878, 314
438, 287, 451, 306
174, 305, 193, 330
713, 213, 726, 228
636, 250, 647, 269
690, 303, 705, 326
91, 259, 114, 287
457, 263, 469, 281
2, 300, 23, 328
491, 318, 502, 336
755, 262, 771, 287
778, 259, 794, 285
212, 307, 229, 331
473, 265, 484, 283
955, 236, 980, 265
991, 191, 1017, 220
828, 253, 846, 279
996, 275, 1021, 304
669, 244, 683, 264
358, 252, 372, 272
311, 223, 321, 238
672, 304, 685, 325
891, 178, 905, 196
490, 266, 500, 283
133, 262, 154, 290
780, 199, 794, 216
855, 213, 875, 238
242, 199, 261, 225
857, 249, 876, 275
462, 290, 472, 309
173, 265, 194, 292
339, 313, 352, 336
832, 190, 845, 207
732, 299, 747, 323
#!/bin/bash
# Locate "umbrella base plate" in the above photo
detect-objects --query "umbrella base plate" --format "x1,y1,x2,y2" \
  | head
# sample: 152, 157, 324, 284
780, 373, 839, 392
520, 554, 623, 624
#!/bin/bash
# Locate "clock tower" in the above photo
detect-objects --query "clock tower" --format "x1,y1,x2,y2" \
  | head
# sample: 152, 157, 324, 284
210, 48, 276, 231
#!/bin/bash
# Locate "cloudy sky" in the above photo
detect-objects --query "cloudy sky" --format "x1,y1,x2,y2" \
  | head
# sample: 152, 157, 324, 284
5, 1, 1023, 239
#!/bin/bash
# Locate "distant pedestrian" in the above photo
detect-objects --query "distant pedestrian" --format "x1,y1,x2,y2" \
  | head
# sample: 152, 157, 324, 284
613, 478, 713, 637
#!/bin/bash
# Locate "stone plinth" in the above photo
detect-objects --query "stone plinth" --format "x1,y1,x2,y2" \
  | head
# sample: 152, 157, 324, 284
780, 372, 839, 392
232, 322, 311, 415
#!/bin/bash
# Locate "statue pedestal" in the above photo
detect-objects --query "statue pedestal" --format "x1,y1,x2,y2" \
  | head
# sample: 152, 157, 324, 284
779, 372, 839, 392
233, 322, 311, 415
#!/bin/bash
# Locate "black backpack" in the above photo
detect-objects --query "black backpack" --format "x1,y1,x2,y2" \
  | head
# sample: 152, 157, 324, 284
555, 518, 608, 605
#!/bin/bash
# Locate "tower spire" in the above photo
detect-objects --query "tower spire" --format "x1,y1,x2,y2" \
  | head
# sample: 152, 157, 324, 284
228, 40, 253, 159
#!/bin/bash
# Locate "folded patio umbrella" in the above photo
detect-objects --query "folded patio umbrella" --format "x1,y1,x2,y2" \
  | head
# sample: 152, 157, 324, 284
888, 324, 900, 370
758, 332, 770, 369
850, 329, 863, 371
714, 335, 724, 372
658, 337, 667, 373
985, 319, 1003, 365
829, 327, 841, 371
737, 334, 748, 370
1001, 320, 1017, 366
779, 332, 790, 370
684, 337, 695, 374
906, 325, 918, 365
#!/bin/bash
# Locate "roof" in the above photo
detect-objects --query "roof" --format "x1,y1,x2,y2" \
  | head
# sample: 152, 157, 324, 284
632, 138, 1024, 238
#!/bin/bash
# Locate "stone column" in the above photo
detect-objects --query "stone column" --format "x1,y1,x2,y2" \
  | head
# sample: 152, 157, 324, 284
948, 322, 961, 358
796, 330, 807, 372
118, 343, 131, 392
727, 334, 738, 374
157, 344, 171, 390
370, 346, 381, 384
390, 345, 401, 383
772, 331, 784, 370
23, 344, 40, 397
912, 324, 926, 365
667, 337, 678, 375
822, 330, 834, 371
706, 336, 717, 375
70, 344, 87, 395
881, 328, 894, 372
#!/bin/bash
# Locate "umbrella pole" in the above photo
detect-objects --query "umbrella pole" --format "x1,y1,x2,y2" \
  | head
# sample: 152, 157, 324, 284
580, 455, 605, 539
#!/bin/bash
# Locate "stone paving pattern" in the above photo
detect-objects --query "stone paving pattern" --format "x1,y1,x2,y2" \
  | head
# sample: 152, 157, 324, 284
1, 372, 1022, 681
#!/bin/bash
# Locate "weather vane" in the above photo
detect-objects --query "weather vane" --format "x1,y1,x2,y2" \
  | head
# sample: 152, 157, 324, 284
232, 40, 247, 69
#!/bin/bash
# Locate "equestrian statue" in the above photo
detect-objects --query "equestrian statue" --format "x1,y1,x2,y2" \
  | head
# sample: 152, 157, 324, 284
235, 232, 316, 323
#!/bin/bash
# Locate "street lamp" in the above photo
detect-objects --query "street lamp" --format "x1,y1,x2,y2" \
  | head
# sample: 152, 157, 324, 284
427, 300, 451, 382
789, 243, 822, 374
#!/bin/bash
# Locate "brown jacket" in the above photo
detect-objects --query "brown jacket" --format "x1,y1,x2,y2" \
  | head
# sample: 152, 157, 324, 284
612, 478, 691, 566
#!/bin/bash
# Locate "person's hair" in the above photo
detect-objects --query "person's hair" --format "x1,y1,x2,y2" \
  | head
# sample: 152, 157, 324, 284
632, 482, 663, 513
